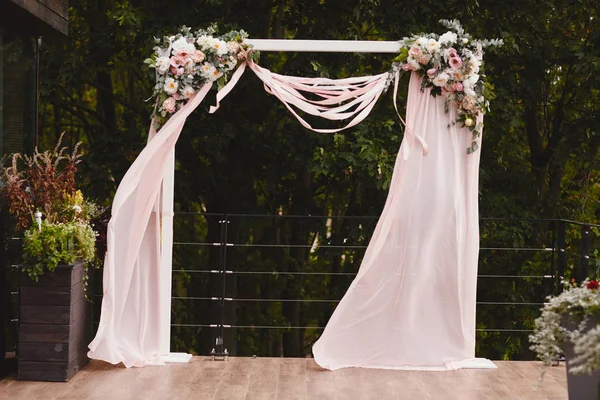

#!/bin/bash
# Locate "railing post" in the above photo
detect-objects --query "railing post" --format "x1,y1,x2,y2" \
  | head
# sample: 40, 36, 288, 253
211, 214, 229, 360
557, 221, 566, 293
220, 214, 228, 352
578, 224, 591, 283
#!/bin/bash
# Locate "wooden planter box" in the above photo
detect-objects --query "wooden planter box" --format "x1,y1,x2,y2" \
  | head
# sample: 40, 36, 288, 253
17, 262, 92, 382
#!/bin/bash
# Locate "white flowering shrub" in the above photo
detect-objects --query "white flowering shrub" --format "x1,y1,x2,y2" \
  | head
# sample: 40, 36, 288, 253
530, 279, 600, 374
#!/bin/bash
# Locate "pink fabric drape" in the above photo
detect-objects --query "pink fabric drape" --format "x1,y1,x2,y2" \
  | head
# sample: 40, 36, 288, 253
312, 73, 483, 370
89, 61, 483, 370
88, 85, 211, 367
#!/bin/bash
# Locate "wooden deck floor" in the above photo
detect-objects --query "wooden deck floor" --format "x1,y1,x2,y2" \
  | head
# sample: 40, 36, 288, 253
0, 357, 568, 400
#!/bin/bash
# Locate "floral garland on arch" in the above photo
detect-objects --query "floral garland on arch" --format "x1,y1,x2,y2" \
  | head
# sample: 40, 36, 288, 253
144, 25, 258, 129
389, 20, 503, 154
144, 22, 501, 155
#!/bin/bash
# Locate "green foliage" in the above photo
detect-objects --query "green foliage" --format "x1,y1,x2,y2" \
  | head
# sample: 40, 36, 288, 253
1, 135, 101, 283
22, 221, 97, 281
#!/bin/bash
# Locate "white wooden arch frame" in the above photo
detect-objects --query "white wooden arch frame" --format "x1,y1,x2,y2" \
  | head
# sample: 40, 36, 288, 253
160, 39, 401, 362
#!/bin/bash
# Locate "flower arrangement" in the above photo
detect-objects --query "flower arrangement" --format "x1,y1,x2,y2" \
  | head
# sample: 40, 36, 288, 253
529, 279, 600, 375
144, 25, 257, 129
390, 20, 503, 154
1, 135, 100, 281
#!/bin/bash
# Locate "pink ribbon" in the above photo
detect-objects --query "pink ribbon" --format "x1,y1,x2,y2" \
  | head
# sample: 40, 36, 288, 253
247, 60, 388, 134
207, 51, 428, 159
393, 69, 428, 160
209, 59, 248, 114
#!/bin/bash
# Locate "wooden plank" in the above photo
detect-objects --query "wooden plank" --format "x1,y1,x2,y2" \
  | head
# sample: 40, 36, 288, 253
20, 298, 88, 325
37, 0, 68, 19
20, 304, 71, 324
19, 262, 85, 287
20, 280, 83, 306
19, 342, 69, 362
6, 0, 68, 35
18, 360, 70, 382
20, 285, 71, 306
67, 311, 90, 343
19, 323, 70, 343
18, 309, 90, 344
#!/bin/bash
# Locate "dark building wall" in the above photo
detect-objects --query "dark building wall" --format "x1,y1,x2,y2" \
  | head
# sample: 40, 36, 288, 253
0, 30, 37, 378
0, 0, 67, 376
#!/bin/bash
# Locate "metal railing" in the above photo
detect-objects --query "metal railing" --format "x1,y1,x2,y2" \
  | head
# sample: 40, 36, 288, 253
152, 214, 600, 358
2, 214, 599, 361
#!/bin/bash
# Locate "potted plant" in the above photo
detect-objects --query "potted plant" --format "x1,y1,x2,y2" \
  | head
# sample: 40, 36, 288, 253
1, 136, 99, 382
530, 278, 600, 400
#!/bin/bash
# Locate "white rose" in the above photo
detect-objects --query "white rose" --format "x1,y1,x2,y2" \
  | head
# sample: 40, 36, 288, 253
462, 37, 469, 44
407, 57, 421, 70
210, 38, 228, 56
425, 39, 440, 54
464, 88, 476, 97
199, 62, 217, 79
432, 72, 449, 87
466, 73, 480, 85
155, 57, 170, 74
468, 57, 480, 74
164, 77, 178, 95
196, 35, 212, 50
439, 32, 457, 45
171, 37, 196, 54
226, 57, 238, 70
182, 86, 195, 98
464, 118, 474, 127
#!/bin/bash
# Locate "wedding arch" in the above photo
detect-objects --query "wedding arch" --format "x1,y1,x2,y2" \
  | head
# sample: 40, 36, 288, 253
87, 21, 502, 369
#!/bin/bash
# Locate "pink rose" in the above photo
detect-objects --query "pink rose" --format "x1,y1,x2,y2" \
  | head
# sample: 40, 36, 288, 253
192, 50, 205, 63
449, 56, 463, 69
417, 54, 432, 64
402, 63, 412, 71
162, 97, 177, 113
448, 48, 458, 57
170, 56, 186, 68
175, 49, 190, 58
453, 82, 464, 92
461, 96, 476, 110
227, 41, 240, 53
427, 68, 437, 78
171, 66, 184, 76
408, 45, 422, 57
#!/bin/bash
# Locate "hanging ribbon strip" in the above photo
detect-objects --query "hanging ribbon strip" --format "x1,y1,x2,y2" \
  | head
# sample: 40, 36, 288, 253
393, 69, 428, 160
210, 56, 428, 157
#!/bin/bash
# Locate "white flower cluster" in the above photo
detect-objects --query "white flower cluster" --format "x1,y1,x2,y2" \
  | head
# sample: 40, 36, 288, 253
529, 279, 600, 375
145, 26, 252, 127
391, 20, 503, 154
